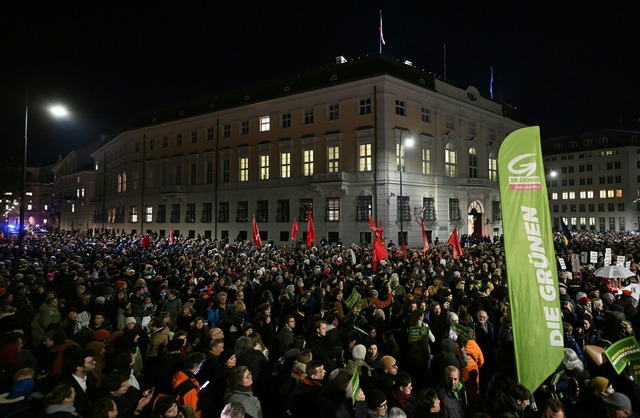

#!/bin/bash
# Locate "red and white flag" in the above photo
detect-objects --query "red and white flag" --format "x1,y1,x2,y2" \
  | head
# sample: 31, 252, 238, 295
291, 218, 299, 241
306, 211, 315, 247
169, 227, 174, 244
448, 227, 463, 259
421, 218, 429, 253
379, 10, 386, 45
252, 216, 263, 248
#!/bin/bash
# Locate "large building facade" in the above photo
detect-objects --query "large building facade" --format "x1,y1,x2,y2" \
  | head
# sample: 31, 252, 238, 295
542, 130, 640, 232
89, 55, 524, 245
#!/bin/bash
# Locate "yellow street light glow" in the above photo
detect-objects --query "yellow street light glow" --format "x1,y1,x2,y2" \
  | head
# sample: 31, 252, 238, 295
48, 105, 70, 118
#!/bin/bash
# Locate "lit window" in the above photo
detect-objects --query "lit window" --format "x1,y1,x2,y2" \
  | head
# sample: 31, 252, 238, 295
71, 204, 75, 213
145, 206, 153, 222
260, 155, 270, 180
569, 192, 575, 199
562, 192, 568, 200
489, 153, 497, 182
445, 143, 456, 177
422, 148, 431, 175
303, 150, 314, 176
551, 193, 558, 200
260, 116, 270, 132
95, 162, 99, 171
281, 152, 291, 178
616, 189, 623, 198
468, 148, 478, 178
359, 144, 372, 171
328, 146, 340, 173
326, 197, 340, 221
27, 204, 32, 210
239, 157, 249, 182
600, 190, 607, 198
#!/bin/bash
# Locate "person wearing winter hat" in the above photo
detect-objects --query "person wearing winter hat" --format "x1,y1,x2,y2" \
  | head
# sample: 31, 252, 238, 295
366, 388, 389, 417
602, 392, 635, 417
0, 367, 38, 417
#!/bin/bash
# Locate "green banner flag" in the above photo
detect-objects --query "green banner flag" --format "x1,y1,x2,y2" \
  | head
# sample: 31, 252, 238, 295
345, 287, 361, 309
498, 126, 564, 392
350, 366, 361, 405
452, 323, 471, 348
408, 325, 431, 343
605, 336, 640, 375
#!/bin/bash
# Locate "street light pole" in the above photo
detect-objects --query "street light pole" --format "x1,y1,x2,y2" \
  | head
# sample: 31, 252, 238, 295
397, 128, 414, 248
19, 99, 69, 251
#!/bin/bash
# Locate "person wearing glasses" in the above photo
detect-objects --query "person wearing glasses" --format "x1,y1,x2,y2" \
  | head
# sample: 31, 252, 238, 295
366, 389, 388, 417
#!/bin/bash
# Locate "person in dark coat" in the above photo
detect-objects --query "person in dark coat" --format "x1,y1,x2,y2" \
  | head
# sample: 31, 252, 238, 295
289, 359, 325, 418
436, 366, 467, 418
58, 350, 99, 417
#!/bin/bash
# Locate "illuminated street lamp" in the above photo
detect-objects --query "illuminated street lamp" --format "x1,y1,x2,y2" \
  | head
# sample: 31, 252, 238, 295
397, 128, 414, 248
20, 102, 69, 248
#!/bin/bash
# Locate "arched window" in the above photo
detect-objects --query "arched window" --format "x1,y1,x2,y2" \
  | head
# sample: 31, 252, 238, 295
468, 148, 478, 178
445, 142, 457, 177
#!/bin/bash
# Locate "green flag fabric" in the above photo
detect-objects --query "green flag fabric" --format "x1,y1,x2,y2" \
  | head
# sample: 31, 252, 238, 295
350, 366, 360, 405
605, 336, 640, 375
498, 126, 564, 392
452, 323, 471, 348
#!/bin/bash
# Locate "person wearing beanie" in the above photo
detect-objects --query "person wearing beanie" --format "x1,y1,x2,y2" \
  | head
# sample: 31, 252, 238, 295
366, 388, 388, 417
347, 344, 375, 390
602, 392, 636, 418
432, 339, 468, 384
0, 368, 38, 417
316, 368, 367, 418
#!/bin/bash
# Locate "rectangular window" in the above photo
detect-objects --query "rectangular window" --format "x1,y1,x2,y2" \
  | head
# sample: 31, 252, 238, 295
620, 217, 626, 231
190, 163, 197, 186
449, 198, 461, 221
156, 205, 166, 223
328, 146, 340, 173
149, 138, 155, 150
489, 128, 496, 141
207, 127, 214, 141
551, 193, 558, 200
145, 205, 153, 223
446, 114, 454, 129
421, 107, 431, 123
241, 121, 249, 135
222, 159, 230, 183
236, 201, 248, 222
328, 104, 340, 120
281, 113, 291, 128
130, 206, 138, 223
608, 203, 615, 212
163, 136, 168, 148
277, 199, 290, 222
396, 143, 408, 171
397, 196, 410, 222
395, 99, 406, 116
326, 197, 340, 221
303, 149, 314, 176
176, 133, 183, 146
422, 148, 431, 175
257, 200, 269, 222
223, 124, 231, 138
260, 116, 270, 132
468, 149, 479, 178
598, 203, 605, 212
300, 199, 313, 221
206, 161, 213, 184
240, 157, 249, 182
175, 165, 182, 185
304, 109, 314, 125
356, 196, 372, 221
359, 98, 371, 115
217, 202, 229, 222
191, 130, 198, 143
185, 203, 196, 223
281, 152, 291, 178
469, 121, 476, 135
359, 143, 372, 171
260, 155, 270, 180
489, 156, 498, 181
134, 142, 140, 153
201, 202, 212, 223
170, 204, 180, 223
423, 197, 436, 222
619, 203, 625, 211
445, 147, 456, 177
610, 217, 616, 230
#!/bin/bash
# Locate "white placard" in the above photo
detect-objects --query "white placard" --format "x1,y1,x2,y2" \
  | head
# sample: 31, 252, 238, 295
590, 251, 598, 264
558, 257, 567, 271
627, 261, 632, 269
617, 256, 626, 265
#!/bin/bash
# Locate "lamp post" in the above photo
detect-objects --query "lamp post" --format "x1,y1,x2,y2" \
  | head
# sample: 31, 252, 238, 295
397, 128, 414, 248
19, 101, 69, 249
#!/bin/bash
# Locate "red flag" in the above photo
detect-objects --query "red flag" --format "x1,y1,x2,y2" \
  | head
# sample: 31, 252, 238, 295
169, 227, 174, 244
142, 234, 151, 248
252, 216, 263, 248
306, 211, 315, 247
421, 218, 429, 253
291, 218, 299, 241
448, 227, 463, 259
369, 216, 388, 269
401, 241, 406, 259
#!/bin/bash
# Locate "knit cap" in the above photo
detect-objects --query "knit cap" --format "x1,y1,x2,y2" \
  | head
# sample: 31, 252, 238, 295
380, 355, 396, 371
352, 344, 366, 361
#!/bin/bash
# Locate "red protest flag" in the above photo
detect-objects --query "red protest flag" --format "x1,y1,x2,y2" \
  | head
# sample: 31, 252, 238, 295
421, 218, 429, 253
252, 216, 263, 248
447, 227, 463, 259
169, 227, 174, 244
307, 211, 315, 247
291, 218, 299, 241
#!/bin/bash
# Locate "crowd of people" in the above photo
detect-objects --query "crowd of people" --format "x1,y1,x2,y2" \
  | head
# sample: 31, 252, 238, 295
0, 229, 639, 418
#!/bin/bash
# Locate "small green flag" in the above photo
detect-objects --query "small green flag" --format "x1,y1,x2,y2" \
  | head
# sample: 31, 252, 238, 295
350, 366, 360, 405
452, 323, 471, 348
408, 325, 431, 343
345, 287, 361, 308
605, 336, 640, 375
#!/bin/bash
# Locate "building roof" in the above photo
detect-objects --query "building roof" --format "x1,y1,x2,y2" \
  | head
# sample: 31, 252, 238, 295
117, 53, 520, 134
541, 129, 640, 155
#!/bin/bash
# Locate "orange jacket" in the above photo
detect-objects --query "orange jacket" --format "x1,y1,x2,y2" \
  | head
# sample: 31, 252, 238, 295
366, 290, 393, 309
171, 370, 201, 416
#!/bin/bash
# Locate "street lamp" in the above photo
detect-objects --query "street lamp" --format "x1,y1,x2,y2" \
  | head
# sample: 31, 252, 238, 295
20, 101, 69, 248
397, 128, 414, 248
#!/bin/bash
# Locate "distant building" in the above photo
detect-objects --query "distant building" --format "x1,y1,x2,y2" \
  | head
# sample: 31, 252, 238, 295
89, 54, 524, 245
52, 142, 101, 231
3, 164, 55, 232
542, 130, 640, 232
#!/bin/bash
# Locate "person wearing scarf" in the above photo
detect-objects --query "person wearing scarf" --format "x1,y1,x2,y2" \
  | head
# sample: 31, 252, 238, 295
390, 371, 415, 417
43, 383, 82, 417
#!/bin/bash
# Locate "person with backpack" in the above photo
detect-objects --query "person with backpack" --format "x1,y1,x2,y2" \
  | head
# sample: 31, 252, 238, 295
171, 352, 205, 418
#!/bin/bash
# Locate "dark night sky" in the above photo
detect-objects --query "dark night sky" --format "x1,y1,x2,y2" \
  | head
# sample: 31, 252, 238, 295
2, 1, 639, 167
